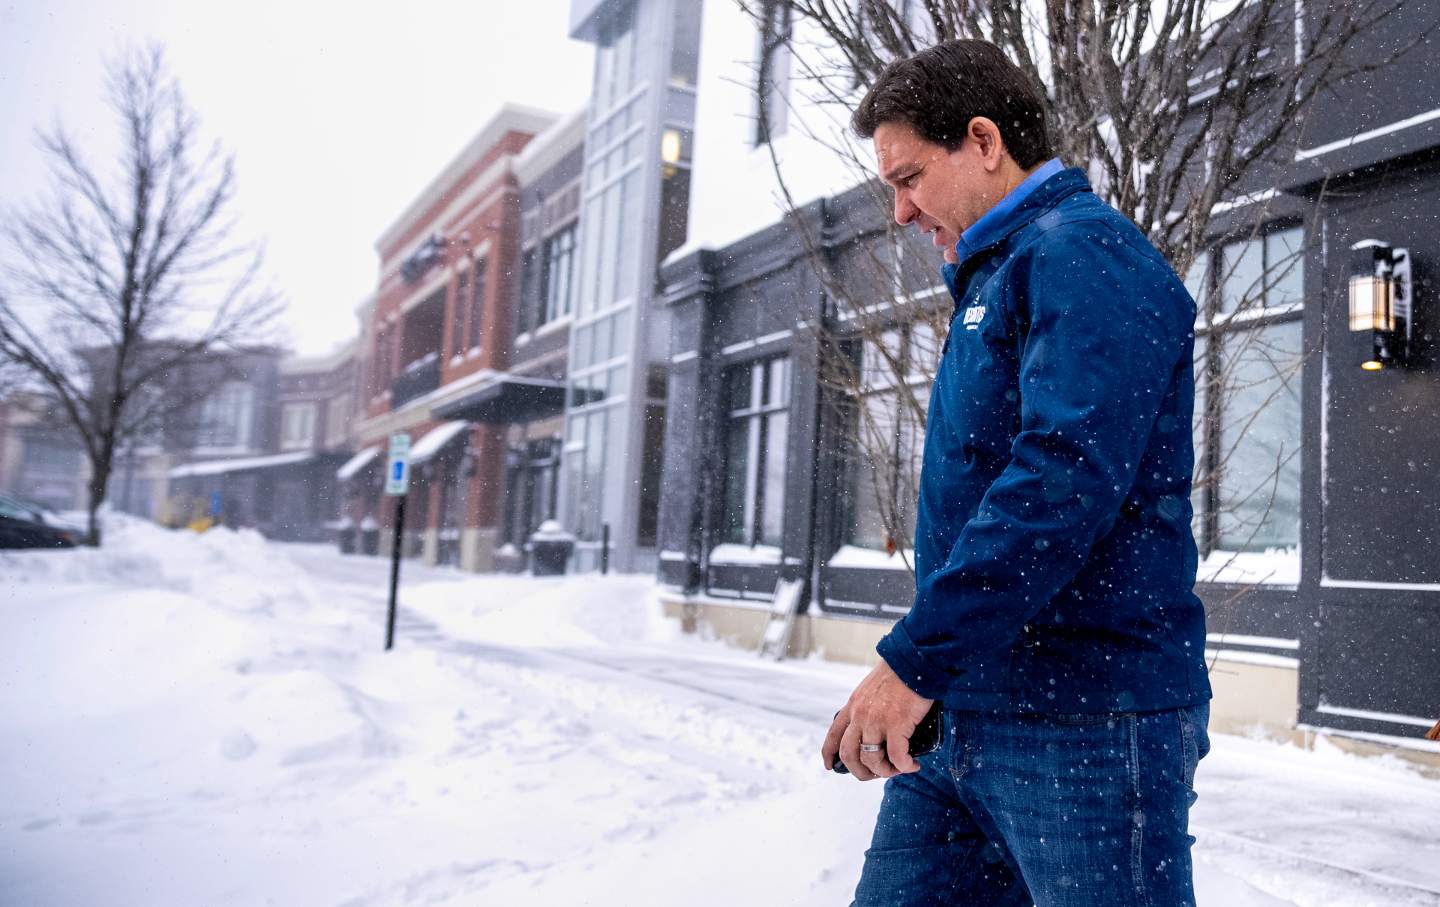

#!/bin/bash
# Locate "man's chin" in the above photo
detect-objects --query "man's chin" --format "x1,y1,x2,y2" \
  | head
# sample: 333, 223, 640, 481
930, 230, 959, 263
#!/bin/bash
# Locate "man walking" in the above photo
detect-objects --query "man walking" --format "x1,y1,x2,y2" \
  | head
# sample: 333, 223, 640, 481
822, 40, 1212, 906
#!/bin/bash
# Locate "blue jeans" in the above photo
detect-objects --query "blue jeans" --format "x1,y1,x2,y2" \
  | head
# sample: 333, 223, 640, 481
851, 703, 1209, 907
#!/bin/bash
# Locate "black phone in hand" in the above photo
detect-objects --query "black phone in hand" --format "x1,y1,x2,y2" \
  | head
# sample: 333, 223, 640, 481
831, 701, 943, 774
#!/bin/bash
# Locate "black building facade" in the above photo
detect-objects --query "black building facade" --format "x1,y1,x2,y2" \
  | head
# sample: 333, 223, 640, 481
657, 11, 1440, 751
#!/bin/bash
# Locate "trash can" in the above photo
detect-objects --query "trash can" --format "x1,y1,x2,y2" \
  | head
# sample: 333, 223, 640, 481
360, 516, 380, 556
529, 520, 575, 576
337, 519, 356, 554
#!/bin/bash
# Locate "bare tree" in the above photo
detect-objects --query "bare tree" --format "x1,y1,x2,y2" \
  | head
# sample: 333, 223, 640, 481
0, 45, 280, 545
753, 0, 1419, 272
739, 0, 1428, 564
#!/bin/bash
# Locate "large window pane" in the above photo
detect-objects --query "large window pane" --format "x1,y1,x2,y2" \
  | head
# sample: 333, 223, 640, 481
847, 384, 926, 552
846, 326, 926, 553
577, 195, 602, 316
726, 361, 753, 412
1219, 237, 1263, 315
544, 224, 576, 322
200, 381, 254, 449
669, 0, 701, 88
1266, 227, 1304, 307
580, 410, 607, 541
755, 0, 792, 144
616, 169, 644, 304
1191, 334, 1210, 541
720, 357, 789, 548
766, 357, 790, 407
637, 403, 666, 547
723, 417, 756, 544
760, 411, 788, 545
451, 271, 469, 354
1216, 320, 1303, 551
596, 183, 620, 309
467, 258, 487, 350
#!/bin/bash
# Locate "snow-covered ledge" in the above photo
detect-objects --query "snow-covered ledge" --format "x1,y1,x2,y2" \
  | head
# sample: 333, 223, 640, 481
708, 543, 782, 566
1197, 548, 1300, 587
828, 544, 915, 571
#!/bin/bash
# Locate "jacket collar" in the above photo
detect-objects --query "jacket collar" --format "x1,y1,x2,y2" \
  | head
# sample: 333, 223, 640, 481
959, 158, 1065, 251
939, 166, 1092, 302
950, 166, 1082, 266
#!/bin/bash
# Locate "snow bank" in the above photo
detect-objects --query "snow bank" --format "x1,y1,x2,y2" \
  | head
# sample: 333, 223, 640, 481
4, 523, 1440, 906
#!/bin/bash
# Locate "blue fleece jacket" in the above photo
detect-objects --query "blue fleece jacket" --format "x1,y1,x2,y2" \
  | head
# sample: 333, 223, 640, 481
876, 167, 1212, 714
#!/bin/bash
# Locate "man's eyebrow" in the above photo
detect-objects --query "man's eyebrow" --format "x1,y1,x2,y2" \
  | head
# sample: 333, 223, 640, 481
881, 162, 916, 183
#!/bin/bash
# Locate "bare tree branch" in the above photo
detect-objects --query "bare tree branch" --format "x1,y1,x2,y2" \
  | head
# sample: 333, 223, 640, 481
733, 0, 1433, 567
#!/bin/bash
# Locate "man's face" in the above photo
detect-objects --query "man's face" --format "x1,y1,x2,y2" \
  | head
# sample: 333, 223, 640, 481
874, 120, 993, 265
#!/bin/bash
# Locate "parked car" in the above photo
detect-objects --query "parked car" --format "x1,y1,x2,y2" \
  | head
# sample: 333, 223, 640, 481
0, 493, 80, 549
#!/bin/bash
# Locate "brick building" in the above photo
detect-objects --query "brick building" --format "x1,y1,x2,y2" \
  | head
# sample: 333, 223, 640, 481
344, 104, 561, 569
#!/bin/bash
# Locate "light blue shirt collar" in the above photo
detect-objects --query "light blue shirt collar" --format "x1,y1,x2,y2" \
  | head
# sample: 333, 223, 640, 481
958, 157, 1065, 254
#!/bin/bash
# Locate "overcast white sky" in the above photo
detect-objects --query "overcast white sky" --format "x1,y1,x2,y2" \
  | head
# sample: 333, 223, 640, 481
0, 0, 594, 357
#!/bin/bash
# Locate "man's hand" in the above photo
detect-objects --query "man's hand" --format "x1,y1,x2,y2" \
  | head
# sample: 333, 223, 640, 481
822, 659, 934, 780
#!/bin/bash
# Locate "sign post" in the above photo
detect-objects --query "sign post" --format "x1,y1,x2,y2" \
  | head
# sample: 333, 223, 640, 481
384, 432, 411, 651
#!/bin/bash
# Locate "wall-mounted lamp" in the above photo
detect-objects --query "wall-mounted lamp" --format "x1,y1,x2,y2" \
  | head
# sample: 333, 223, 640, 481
660, 129, 683, 165
1348, 240, 1413, 371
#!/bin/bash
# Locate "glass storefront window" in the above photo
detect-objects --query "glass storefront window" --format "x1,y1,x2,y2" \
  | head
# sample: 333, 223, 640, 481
1193, 226, 1306, 555
543, 223, 577, 324
669, 0, 701, 88
1216, 320, 1303, 551
721, 357, 790, 548
844, 325, 931, 552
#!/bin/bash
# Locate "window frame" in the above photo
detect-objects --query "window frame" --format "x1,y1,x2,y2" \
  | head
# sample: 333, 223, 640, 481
450, 269, 470, 358
279, 401, 318, 451
467, 256, 488, 352
198, 380, 255, 452
840, 321, 935, 555
1191, 223, 1306, 559
719, 355, 791, 549
542, 221, 578, 325
753, 0, 793, 146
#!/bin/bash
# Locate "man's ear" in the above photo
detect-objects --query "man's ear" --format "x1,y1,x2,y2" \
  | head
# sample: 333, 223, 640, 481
968, 117, 1006, 172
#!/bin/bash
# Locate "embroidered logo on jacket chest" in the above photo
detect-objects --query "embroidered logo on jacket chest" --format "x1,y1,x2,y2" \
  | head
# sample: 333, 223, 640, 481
961, 299, 986, 330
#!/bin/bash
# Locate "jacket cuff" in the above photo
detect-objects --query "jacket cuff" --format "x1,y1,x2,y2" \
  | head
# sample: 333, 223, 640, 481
876, 621, 956, 701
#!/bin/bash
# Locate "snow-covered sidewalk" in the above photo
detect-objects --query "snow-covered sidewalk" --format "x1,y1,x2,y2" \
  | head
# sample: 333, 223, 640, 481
2, 520, 1438, 906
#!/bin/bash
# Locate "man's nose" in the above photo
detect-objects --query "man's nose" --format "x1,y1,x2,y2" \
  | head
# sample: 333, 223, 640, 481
894, 190, 919, 226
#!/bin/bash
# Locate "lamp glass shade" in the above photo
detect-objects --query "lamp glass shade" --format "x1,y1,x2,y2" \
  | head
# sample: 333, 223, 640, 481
660, 129, 682, 164
1349, 275, 1393, 332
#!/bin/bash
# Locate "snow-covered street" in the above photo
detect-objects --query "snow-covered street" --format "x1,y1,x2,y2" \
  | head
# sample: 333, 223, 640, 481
3, 521, 1439, 906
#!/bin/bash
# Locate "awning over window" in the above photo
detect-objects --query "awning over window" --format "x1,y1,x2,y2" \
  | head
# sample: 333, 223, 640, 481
336, 445, 381, 481
170, 451, 315, 479
434, 375, 571, 424
409, 420, 470, 465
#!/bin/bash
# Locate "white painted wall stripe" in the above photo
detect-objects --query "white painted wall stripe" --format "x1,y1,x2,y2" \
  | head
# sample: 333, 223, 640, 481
1296, 105, 1440, 161
1320, 577, 1440, 592
753, 329, 793, 347
1315, 703, 1436, 728
1297, 724, 1440, 754
1205, 633, 1300, 651
1205, 649, 1300, 669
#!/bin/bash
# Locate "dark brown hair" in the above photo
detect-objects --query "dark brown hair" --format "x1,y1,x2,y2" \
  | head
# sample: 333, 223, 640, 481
851, 40, 1052, 168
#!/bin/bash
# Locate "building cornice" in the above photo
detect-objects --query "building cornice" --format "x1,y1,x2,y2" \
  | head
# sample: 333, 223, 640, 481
375, 104, 558, 257
514, 107, 588, 186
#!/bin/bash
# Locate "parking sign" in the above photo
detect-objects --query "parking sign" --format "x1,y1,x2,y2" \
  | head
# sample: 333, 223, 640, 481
385, 432, 411, 496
